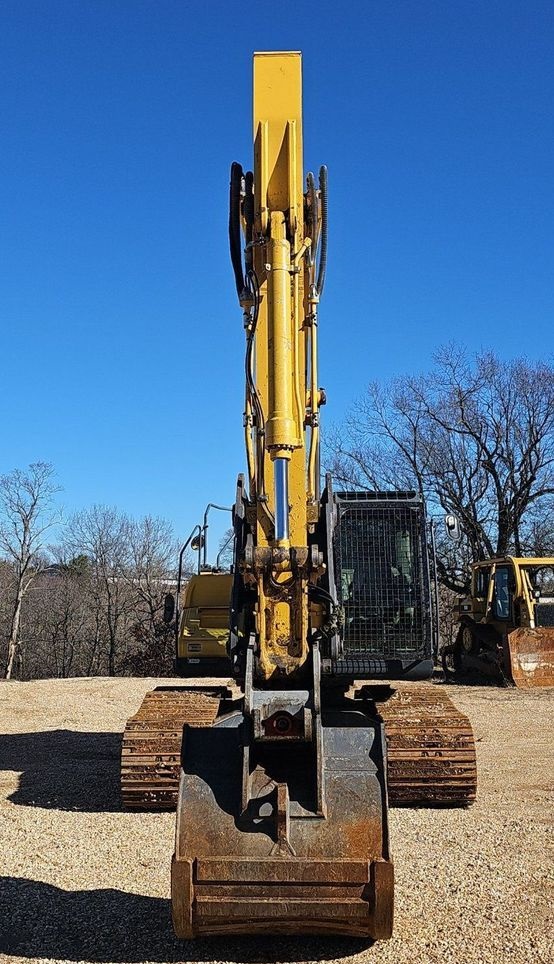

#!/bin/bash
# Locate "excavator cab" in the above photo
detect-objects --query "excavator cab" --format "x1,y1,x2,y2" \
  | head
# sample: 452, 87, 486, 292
326, 489, 436, 680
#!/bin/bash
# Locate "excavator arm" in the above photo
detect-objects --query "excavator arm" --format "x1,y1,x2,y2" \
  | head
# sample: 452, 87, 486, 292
229, 52, 326, 682
121, 58, 476, 936
171, 52, 394, 939
167, 51, 476, 940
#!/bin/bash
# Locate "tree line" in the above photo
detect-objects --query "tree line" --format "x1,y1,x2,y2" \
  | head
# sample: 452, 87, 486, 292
2, 348, 553, 679
0, 463, 185, 680
329, 347, 554, 593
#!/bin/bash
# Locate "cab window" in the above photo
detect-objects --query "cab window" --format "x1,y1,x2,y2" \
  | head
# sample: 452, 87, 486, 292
475, 568, 490, 598
493, 567, 510, 620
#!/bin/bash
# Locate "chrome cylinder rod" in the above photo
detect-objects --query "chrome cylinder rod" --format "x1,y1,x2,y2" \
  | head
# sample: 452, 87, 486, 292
274, 457, 290, 542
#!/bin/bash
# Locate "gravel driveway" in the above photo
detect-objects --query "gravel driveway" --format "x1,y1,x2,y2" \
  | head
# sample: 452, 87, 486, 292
0, 678, 552, 964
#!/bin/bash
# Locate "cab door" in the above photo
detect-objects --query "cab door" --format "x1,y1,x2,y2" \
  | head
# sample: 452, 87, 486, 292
490, 565, 513, 629
473, 565, 492, 621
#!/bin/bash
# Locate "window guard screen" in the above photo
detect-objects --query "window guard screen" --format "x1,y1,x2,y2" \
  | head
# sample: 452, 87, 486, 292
333, 496, 432, 660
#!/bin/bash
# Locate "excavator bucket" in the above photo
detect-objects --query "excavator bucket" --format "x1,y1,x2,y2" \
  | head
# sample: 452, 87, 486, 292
171, 701, 394, 939
507, 628, 554, 688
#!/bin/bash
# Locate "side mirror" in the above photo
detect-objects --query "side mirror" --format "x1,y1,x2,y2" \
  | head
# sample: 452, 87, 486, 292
163, 593, 175, 624
191, 535, 204, 552
444, 514, 461, 542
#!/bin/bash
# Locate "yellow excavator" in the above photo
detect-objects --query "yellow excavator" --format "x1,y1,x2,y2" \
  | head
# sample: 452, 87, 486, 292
444, 557, 554, 687
122, 52, 477, 938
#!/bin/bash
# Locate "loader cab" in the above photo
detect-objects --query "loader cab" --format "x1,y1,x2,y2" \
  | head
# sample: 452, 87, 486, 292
469, 564, 492, 622
467, 559, 516, 630
474, 557, 554, 632
519, 561, 554, 629
491, 565, 512, 622
478, 560, 517, 632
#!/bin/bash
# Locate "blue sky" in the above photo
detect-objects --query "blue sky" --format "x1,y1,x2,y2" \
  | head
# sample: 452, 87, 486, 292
1, 0, 553, 552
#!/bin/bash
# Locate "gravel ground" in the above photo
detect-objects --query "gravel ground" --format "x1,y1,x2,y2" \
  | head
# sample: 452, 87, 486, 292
0, 677, 552, 964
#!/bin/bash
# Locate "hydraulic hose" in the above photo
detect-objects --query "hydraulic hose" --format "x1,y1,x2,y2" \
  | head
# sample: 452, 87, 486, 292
229, 162, 245, 299
243, 170, 254, 272
306, 171, 318, 246
244, 270, 268, 502
316, 165, 328, 297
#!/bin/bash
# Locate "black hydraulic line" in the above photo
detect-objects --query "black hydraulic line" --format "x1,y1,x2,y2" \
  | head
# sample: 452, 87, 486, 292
243, 170, 254, 272
308, 583, 335, 603
244, 268, 268, 501
306, 171, 318, 244
229, 161, 245, 299
244, 273, 259, 409
316, 164, 328, 297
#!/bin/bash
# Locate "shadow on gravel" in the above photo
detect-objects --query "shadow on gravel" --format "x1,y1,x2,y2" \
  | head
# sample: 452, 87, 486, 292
434, 670, 497, 688
0, 877, 370, 963
0, 730, 122, 811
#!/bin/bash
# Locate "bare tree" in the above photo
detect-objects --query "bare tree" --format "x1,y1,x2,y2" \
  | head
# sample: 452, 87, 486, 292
121, 515, 177, 675
216, 527, 235, 570
0, 462, 60, 679
329, 348, 554, 592
64, 506, 132, 676
23, 555, 97, 679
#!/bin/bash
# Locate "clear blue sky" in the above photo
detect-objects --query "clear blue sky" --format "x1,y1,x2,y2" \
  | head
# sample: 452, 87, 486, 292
1, 1, 553, 551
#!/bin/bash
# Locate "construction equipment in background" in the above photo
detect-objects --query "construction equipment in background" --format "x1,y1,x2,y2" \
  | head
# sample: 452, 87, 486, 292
123, 52, 477, 939
444, 557, 554, 687
175, 570, 231, 671
172, 505, 234, 676
121, 514, 233, 809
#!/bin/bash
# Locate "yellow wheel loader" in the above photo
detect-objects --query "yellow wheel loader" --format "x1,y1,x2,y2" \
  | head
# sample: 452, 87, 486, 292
122, 52, 477, 939
444, 557, 554, 687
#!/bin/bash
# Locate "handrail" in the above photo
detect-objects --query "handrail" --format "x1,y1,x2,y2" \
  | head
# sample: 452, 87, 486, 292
175, 524, 202, 650
216, 529, 235, 570
202, 503, 233, 568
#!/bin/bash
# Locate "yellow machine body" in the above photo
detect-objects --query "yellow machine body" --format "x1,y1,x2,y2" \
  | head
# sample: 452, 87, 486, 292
163, 50, 477, 942
122, 58, 477, 927
456, 557, 554, 687
245, 52, 317, 682
176, 572, 232, 662
171, 52, 394, 940
177, 571, 326, 664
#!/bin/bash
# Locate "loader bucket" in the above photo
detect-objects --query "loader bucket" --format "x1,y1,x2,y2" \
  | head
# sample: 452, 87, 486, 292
172, 706, 393, 939
507, 628, 554, 688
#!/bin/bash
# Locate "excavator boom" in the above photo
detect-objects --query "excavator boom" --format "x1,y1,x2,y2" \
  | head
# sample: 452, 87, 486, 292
171, 51, 394, 939
121, 52, 477, 942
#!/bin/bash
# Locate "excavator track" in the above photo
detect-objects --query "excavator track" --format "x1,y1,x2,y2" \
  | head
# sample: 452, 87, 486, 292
121, 688, 222, 810
374, 684, 477, 806
122, 683, 476, 811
